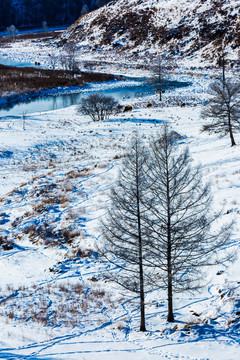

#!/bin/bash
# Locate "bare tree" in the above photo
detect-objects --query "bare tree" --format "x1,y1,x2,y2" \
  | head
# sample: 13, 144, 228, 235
99, 135, 151, 331
22, 111, 26, 131
41, 21, 48, 33
145, 126, 234, 322
150, 55, 174, 101
218, 48, 226, 84
81, 4, 89, 17
62, 42, 79, 75
77, 93, 118, 121
59, 51, 68, 71
201, 79, 240, 146
217, 39, 228, 84
6, 25, 18, 40
48, 50, 58, 70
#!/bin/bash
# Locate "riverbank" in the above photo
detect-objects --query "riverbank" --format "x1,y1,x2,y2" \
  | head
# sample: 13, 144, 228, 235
0, 64, 119, 109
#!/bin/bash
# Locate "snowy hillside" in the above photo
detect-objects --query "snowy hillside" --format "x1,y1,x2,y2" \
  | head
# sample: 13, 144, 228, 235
0, 70, 240, 359
59, 0, 240, 64
0, 3, 240, 357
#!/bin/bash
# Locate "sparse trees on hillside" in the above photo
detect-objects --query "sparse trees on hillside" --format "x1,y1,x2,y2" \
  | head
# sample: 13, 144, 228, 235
99, 135, 150, 331
144, 126, 233, 322
201, 79, 240, 146
77, 93, 118, 121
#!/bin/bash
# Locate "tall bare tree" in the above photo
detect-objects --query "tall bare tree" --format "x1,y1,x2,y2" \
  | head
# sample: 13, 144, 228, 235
145, 126, 234, 322
60, 42, 79, 75
100, 135, 150, 331
48, 50, 58, 70
217, 39, 227, 84
6, 24, 18, 40
201, 79, 240, 146
41, 20, 48, 33
150, 55, 174, 101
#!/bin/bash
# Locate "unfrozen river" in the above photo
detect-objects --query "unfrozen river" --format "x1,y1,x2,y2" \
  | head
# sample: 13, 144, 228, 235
0, 56, 191, 118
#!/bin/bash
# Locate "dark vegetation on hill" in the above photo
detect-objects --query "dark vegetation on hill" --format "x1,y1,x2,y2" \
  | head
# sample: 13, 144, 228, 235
0, 0, 111, 30
0, 30, 62, 45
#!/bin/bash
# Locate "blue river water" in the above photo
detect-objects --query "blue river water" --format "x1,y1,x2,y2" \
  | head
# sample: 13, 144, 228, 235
0, 56, 191, 117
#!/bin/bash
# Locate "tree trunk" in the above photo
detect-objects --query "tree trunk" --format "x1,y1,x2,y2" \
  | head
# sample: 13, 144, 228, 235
138, 205, 146, 331
167, 225, 174, 322
222, 55, 225, 85
139, 257, 146, 331
136, 151, 146, 332
167, 272, 174, 322
228, 112, 236, 146
230, 129, 236, 147
166, 156, 174, 323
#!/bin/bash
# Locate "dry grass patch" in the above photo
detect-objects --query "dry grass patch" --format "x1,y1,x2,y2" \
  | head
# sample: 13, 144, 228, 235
66, 168, 92, 179
0, 281, 113, 328
0, 64, 117, 97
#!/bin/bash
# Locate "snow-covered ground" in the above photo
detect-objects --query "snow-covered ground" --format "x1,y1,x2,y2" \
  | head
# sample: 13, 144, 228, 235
0, 37, 136, 73
0, 44, 240, 359
0, 32, 201, 74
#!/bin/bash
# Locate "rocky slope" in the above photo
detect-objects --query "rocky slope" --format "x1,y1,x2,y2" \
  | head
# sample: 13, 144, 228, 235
59, 0, 240, 65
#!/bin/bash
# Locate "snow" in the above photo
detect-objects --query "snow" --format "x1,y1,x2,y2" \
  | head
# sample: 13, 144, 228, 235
0, 28, 240, 360
56, 0, 240, 68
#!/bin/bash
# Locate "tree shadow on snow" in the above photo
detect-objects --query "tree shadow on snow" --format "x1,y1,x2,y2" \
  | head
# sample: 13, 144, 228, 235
0, 353, 64, 360
106, 118, 164, 124
178, 322, 240, 345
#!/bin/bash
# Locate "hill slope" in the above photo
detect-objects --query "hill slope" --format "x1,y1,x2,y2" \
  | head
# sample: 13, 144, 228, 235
59, 0, 240, 64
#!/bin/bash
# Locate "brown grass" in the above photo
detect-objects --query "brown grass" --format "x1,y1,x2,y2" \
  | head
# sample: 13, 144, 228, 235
0, 235, 14, 250
22, 222, 81, 247
0, 281, 111, 327
0, 31, 62, 47
66, 168, 92, 179
0, 64, 116, 97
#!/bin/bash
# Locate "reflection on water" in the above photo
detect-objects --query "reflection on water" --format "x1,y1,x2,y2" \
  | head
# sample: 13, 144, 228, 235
0, 80, 191, 118
0, 92, 87, 117
62, 93, 80, 108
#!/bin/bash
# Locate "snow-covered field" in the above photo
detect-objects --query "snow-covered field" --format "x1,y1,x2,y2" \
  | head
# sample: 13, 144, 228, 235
0, 40, 240, 359
0, 37, 141, 74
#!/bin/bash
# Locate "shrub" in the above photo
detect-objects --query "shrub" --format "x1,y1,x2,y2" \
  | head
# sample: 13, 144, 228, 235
77, 93, 119, 121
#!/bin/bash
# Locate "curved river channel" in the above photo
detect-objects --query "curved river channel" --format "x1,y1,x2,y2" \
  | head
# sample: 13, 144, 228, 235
0, 57, 191, 118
